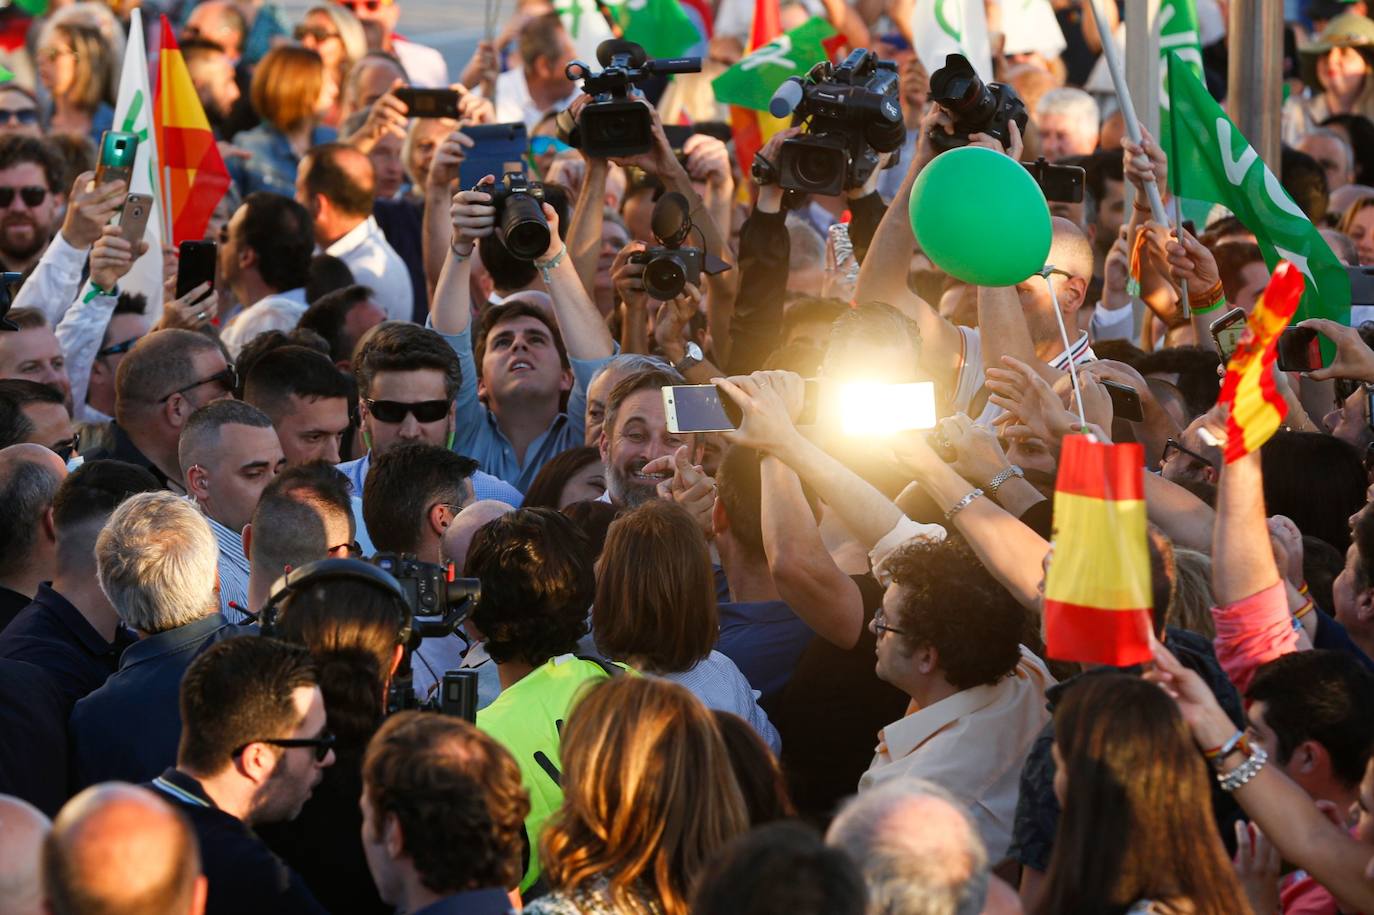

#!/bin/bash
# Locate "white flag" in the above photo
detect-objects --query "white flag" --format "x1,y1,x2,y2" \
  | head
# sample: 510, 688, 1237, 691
111, 8, 164, 310
910, 0, 994, 84
553, 0, 616, 63
1000, 0, 1067, 59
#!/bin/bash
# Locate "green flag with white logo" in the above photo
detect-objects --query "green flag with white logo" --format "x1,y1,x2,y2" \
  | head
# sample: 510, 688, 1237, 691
1166, 52, 1350, 328
603, 0, 700, 60
711, 17, 835, 111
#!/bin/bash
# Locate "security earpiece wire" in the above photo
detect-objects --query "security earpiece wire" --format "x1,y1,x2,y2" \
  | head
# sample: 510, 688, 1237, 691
1042, 266, 1088, 430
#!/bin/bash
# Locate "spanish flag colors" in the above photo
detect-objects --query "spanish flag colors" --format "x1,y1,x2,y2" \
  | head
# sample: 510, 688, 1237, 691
1218, 262, 1305, 463
728, 0, 784, 178
1043, 436, 1154, 667
155, 17, 231, 246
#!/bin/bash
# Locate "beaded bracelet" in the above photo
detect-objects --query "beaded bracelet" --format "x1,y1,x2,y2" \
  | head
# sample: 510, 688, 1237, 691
1219, 745, 1269, 792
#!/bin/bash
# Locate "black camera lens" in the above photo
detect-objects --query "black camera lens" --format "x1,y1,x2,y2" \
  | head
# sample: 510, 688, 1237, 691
643, 254, 686, 300
498, 194, 551, 261
795, 144, 845, 191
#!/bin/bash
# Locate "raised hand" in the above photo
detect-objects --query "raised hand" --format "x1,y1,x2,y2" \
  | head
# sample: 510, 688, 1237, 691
89, 224, 148, 291
450, 176, 496, 254
61, 171, 126, 250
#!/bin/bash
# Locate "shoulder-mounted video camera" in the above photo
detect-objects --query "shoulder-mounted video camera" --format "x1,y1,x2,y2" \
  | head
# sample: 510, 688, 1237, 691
564, 39, 701, 158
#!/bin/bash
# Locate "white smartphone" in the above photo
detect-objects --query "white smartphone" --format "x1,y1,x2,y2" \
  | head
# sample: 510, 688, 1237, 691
836, 381, 938, 436
664, 384, 733, 434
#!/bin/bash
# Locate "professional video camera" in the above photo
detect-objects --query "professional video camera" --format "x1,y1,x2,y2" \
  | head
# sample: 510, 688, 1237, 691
486, 171, 550, 261
763, 48, 904, 197
565, 39, 701, 157
927, 53, 1028, 154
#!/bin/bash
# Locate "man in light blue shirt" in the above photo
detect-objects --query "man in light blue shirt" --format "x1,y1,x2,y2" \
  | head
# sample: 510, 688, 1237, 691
178, 401, 286, 624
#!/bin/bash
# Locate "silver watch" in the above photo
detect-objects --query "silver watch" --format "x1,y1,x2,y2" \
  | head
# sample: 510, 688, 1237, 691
987, 465, 1024, 495
674, 341, 703, 375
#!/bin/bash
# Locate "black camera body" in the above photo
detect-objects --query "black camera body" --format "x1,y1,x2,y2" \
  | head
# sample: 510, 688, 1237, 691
927, 53, 1028, 154
770, 48, 904, 197
486, 172, 549, 261
566, 39, 701, 158
630, 246, 704, 301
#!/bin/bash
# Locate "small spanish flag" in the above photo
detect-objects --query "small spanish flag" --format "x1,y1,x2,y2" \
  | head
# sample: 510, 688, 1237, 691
155, 17, 231, 246
1218, 262, 1305, 463
1043, 435, 1153, 667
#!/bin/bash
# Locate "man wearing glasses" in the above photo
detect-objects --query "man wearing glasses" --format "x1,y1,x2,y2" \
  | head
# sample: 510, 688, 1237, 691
0, 85, 42, 139
144, 636, 332, 914
0, 135, 64, 276
1160, 415, 1223, 486
332, 0, 447, 88
83, 329, 235, 492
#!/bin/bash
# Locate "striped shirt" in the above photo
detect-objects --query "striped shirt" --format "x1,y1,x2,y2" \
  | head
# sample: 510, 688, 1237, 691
208, 516, 251, 624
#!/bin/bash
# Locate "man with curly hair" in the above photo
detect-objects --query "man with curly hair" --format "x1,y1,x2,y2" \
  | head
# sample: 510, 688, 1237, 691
858, 537, 1053, 860
361, 712, 530, 915
463, 507, 629, 893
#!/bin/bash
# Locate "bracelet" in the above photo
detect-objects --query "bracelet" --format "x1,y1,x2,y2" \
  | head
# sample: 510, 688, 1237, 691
944, 488, 984, 521
1188, 279, 1225, 309
450, 241, 473, 262
1218, 745, 1269, 792
534, 244, 567, 284
986, 465, 1024, 495
1202, 729, 1245, 764
1299, 581, 1310, 597
1293, 597, 1316, 622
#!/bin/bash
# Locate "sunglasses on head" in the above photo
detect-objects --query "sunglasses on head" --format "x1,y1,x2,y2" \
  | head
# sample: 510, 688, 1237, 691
293, 24, 340, 41
365, 398, 450, 424
336, 0, 391, 12
0, 186, 47, 208
0, 109, 38, 126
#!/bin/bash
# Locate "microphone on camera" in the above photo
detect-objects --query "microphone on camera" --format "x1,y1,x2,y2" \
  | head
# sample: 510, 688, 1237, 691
769, 78, 806, 119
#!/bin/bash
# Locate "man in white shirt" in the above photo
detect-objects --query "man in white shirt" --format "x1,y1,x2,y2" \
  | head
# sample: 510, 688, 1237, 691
218, 193, 317, 358
332, 0, 447, 87
489, 12, 580, 132
296, 143, 413, 323
859, 536, 1053, 860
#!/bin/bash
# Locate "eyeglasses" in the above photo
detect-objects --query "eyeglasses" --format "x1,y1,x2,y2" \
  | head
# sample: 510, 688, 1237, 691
1162, 438, 1215, 469
96, 335, 142, 358
294, 24, 341, 42
328, 540, 363, 557
158, 365, 238, 403
335, 0, 391, 12
871, 609, 908, 638
52, 431, 79, 461
0, 109, 38, 126
235, 731, 336, 763
530, 136, 573, 157
365, 398, 450, 424
0, 186, 48, 208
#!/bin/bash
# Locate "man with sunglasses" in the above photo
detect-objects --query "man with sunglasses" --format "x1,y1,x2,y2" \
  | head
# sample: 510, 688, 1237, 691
143, 636, 331, 915
1160, 414, 1223, 486
0, 136, 64, 277
85, 329, 235, 492
0, 85, 41, 138
332, 0, 447, 89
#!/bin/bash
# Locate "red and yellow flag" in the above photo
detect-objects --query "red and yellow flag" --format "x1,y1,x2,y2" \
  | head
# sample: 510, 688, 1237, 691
729, 0, 783, 177
1043, 435, 1153, 667
155, 17, 230, 246
1217, 261, 1305, 463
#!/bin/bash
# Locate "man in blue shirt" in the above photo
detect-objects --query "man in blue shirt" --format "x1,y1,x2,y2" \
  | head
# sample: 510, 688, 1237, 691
432, 182, 615, 492
338, 323, 521, 515
0, 459, 160, 709
361, 713, 526, 915
70, 491, 238, 790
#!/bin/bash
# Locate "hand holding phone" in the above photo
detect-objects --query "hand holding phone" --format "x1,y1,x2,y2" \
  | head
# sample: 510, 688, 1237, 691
95, 131, 138, 186
1100, 378, 1145, 423
175, 240, 217, 298
1276, 326, 1327, 373
1297, 318, 1374, 382
1209, 307, 1248, 363
117, 193, 153, 244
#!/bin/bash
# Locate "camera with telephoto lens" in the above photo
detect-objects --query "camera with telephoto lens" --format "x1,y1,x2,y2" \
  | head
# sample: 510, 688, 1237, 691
927, 53, 1028, 154
485, 171, 549, 261
565, 39, 702, 158
629, 192, 705, 300
766, 48, 905, 197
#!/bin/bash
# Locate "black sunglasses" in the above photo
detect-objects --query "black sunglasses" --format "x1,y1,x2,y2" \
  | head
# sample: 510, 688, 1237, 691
235, 731, 336, 763
294, 24, 340, 41
52, 431, 79, 461
0, 109, 38, 126
159, 365, 238, 403
96, 335, 142, 358
0, 185, 47, 208
1162, 437, 1215, 468
365, 398, 450, 424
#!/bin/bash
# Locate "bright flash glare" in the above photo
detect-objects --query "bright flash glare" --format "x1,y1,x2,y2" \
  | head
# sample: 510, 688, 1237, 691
839, 382, 937, 436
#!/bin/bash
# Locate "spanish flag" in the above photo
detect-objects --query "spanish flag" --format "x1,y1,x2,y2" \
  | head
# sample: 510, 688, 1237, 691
1218, 262, 1305, 463
1043, 436, 1153, 667
154, 17, 231, 246
729, 0, 784, 178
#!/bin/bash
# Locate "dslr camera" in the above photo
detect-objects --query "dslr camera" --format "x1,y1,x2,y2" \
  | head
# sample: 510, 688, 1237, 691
565, 39, 701, 158
486, 171, 550, 261
927, 53, 1028, 154
629, 192, 711, 300
765, 48, 905, 197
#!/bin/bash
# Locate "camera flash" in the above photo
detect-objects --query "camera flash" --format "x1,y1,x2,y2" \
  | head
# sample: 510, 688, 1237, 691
838, 382, 938, 436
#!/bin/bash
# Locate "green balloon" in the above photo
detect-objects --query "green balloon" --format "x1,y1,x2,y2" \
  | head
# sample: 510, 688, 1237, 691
908, 146, 1053, 287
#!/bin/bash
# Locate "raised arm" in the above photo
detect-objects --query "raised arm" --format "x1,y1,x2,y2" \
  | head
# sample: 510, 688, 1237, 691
429, 179, 495, 336
422, 127, 472, 300
535, 204, 615, 360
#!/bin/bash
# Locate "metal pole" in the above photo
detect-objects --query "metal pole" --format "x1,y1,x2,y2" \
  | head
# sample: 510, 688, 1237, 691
1227, 0, 1284, 169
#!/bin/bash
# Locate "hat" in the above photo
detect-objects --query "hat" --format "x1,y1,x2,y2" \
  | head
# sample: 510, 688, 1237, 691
1299, 12, 1374, 88
1307, 0, 1359, 25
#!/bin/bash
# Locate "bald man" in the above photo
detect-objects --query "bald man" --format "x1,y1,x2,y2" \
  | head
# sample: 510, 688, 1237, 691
0, 443, 65, 629
0, 794, 50, 915
296, 143, 412, 322
44, 784, 206, 915
441, 500, 516, 573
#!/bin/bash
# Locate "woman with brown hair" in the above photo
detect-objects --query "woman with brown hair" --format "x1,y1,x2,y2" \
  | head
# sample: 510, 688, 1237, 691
35, 18, 116, 141
1031, 673, 1251, 915
229, 44, 338, 198
526, 677, 750, 915
294, 4, 367, 128
593, 499, 780, 752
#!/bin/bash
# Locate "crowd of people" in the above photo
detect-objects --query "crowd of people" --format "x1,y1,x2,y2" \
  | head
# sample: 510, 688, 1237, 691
1, 0, 1374, 912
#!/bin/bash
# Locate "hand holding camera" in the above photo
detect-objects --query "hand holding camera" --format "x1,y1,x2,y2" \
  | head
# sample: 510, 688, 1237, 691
1297, 318, 1374, 382
563, 40, 702, 161
612, 240, 649, 310
450, 176, 497, 255
681, 134, 732, 192
652, 282, 702, 359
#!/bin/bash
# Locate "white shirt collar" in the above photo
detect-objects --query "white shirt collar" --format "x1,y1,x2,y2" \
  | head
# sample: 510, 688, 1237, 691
325, 216, 380, 259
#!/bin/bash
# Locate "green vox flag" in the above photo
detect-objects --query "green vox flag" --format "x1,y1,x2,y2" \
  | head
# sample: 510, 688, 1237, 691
1157, 0, 1210, 226
12, 0, 47, 15
604, 0, 699, 60
1166, 52, 1350, 329
712, 16, 835, 111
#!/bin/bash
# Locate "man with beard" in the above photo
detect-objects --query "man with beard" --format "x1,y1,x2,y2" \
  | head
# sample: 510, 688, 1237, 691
597, 366, 702, 509
0, 136, 63, 276
145, 636, 332, 915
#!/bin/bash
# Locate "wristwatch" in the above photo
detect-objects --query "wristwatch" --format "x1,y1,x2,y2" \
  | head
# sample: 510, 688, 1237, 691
674, 341, 703, 375
987, 465, 1025, 495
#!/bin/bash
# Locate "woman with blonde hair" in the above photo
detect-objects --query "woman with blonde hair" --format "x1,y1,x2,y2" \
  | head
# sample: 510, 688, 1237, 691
294, 4, 367, 128
229, 45, 337, 198
35, 16, 117, 141
527, 677, 750, 915
1340, 193, 1374, 264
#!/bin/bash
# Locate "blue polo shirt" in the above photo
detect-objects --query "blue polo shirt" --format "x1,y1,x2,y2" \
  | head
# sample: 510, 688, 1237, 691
716, 600, 816, 712
0, 584, 135, 709
413, 889, 517, 915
